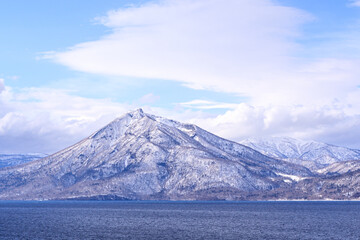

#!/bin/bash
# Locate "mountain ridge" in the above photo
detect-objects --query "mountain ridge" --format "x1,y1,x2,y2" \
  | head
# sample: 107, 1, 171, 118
0, 109, 359, 200
0, 109, 313, 200
0, 153, 46, 169
240, 137, 360, 170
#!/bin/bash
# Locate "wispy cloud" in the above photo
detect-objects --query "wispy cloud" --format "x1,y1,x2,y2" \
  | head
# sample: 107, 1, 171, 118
138, 93, 160, 104
0, 79, 5, 93
48, 0, 360, 109
50, 0, 316, 104
179, 99, 238, 109
349, 0, 360, 7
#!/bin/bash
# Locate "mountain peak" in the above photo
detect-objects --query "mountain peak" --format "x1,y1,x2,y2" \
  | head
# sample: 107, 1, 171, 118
127, 108, 145, 119
0, 110, 315, 200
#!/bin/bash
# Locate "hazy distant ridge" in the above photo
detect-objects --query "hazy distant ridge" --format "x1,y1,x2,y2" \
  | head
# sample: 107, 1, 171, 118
240, 137, 360, 170
0, 153, 46, 168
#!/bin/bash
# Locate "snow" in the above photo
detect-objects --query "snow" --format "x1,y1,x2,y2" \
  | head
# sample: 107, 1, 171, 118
240, 137, 360, 170
276, 172, 305, 182
0, 153, 46, 168
0, 108, 313, 200
317, 160, 360, 175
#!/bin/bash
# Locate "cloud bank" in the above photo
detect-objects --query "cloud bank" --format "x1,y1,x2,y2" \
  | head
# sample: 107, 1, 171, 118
182, 103, 360, 149
0, 82, 130, 153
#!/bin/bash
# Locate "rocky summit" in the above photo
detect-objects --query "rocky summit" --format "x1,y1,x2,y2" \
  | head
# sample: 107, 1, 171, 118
0, 109, 359, 200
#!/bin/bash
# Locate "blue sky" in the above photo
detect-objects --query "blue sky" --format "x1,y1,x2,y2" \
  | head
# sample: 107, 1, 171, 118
1, 0, 360, 153
0, 0, 242, 107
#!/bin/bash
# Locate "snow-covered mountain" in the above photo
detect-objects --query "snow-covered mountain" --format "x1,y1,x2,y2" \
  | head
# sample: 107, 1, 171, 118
317, 160, 360, 176
1, 109, 359, 200
0, 109, 312, 201
293, 162, 360, 200
0, 153, 46, 168
240, 137, 360, 170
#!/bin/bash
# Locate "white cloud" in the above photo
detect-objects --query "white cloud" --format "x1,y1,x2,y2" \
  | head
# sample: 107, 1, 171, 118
0, 84, 132, 154
49, 0, 360, 109
50, 0, 318, 104
349, 0, 360, 7
0, 79, 5, 93
138, 93, 160, 104
184, 102, 360, 149
179, 99, 238, 109
6, 76, 20, 81
1, 80, 360, 153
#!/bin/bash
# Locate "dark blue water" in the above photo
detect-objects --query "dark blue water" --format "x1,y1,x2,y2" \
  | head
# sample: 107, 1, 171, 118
1, 201, 360, 240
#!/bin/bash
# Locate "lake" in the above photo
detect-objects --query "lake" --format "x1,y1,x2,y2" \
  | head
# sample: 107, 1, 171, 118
1, 201, 360, 239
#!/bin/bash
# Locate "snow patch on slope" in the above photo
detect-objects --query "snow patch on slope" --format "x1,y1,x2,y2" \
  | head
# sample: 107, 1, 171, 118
276, 172, 306, 182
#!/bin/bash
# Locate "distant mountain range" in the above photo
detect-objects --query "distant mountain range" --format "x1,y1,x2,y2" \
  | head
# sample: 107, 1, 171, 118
240, 137, 360, 170
0, 109, 359, 200
0, 153, 46, 168
240, 137, 360, 199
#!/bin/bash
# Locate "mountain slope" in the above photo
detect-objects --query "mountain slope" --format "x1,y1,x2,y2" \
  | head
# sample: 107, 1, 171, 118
0, 109, 312, 200
240, 137, 360, 170
0, 153, 46, 168
318, 160, 360, 176
293, 168, 360, 200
